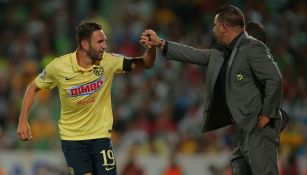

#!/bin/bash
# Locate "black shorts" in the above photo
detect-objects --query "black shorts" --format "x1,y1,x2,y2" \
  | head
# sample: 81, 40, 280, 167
61, 138, 117, 175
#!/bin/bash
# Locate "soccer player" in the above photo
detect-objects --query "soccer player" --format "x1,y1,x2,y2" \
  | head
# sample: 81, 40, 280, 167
17, 22, 155, 175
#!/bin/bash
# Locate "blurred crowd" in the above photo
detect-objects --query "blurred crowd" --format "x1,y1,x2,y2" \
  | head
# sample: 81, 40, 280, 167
0, 0, 306, 174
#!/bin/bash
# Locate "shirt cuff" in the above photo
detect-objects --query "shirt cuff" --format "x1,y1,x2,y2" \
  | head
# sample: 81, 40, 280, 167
162, 41, 168, 57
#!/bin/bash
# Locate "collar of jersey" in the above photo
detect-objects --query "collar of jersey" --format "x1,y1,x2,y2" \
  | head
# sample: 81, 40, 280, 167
71, 51, 100, 72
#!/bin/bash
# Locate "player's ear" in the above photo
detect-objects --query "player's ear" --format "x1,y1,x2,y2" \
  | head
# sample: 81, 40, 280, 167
81, 40, 89, 50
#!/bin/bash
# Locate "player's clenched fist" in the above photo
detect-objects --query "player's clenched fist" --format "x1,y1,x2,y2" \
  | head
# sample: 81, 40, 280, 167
17, 121, 33, 141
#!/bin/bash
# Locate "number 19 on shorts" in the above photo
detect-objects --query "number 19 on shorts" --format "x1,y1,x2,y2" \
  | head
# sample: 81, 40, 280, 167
100, 149, 115, 167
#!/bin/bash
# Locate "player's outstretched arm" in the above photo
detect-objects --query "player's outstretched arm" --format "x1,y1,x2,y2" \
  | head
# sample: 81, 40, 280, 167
125, 47, 156, 71
140, 47, 156, 69
17, 80, 41, 141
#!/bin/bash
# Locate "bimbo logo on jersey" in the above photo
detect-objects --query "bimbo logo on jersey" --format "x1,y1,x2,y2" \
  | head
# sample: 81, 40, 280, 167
67, 77, 104, 97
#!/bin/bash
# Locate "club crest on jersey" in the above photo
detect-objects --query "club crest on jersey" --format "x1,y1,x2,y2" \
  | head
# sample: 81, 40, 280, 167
67, 77, 104, 97
93, 66, 104, 76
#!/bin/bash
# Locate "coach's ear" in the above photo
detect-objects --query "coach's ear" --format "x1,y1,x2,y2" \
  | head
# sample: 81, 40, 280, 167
81, 40, 89, 50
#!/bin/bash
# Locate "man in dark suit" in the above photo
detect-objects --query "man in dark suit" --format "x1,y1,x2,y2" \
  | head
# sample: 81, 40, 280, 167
246, 21, 290, 132
141, 5, 282, 175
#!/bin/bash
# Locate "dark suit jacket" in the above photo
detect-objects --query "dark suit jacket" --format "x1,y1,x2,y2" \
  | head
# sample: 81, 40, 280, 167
164, 32, 283, 133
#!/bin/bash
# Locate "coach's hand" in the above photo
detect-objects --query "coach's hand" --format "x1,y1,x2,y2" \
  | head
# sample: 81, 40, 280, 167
17, 121, 33, 141
258, 115, 270, 128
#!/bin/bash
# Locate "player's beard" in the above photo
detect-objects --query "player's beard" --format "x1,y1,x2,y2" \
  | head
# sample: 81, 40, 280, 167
87, 45, 103, 62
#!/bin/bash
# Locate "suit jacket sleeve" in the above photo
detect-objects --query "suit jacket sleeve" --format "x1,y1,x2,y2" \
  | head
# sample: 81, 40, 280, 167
165, 41, 211, 66
247, 41, 282, 119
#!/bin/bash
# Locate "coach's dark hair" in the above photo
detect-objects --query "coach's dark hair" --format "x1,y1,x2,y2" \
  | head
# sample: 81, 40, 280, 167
76, 22, 102, 48
216, 5, 245, 27
246, 21, 266, 43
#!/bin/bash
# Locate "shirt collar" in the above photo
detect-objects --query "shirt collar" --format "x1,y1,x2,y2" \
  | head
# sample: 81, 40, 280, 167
71, 51, 100, 72
71, 51, 81, 72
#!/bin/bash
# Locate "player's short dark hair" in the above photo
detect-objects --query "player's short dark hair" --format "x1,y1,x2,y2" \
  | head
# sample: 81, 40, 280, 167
246, 21, 266, 43
76, 22, 102, 48
216, 5, 245, 27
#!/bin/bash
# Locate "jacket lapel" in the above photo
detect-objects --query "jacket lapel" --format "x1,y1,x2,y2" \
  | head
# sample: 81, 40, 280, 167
226, 32, 247, 76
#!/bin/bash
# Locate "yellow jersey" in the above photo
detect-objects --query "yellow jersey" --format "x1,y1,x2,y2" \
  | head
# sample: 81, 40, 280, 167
35, 51, 124, 140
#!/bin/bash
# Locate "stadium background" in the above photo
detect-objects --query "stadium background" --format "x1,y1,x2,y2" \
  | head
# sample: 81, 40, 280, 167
0, 0, 306, 174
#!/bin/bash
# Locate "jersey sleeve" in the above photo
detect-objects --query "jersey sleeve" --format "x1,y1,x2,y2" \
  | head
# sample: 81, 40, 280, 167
110, 53, 125, 73
35, 61, 58, 90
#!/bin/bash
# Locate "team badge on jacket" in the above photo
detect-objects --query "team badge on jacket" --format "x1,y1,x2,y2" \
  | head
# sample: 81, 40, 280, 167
93, 66, 104, 76
236, 73, 244, 82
